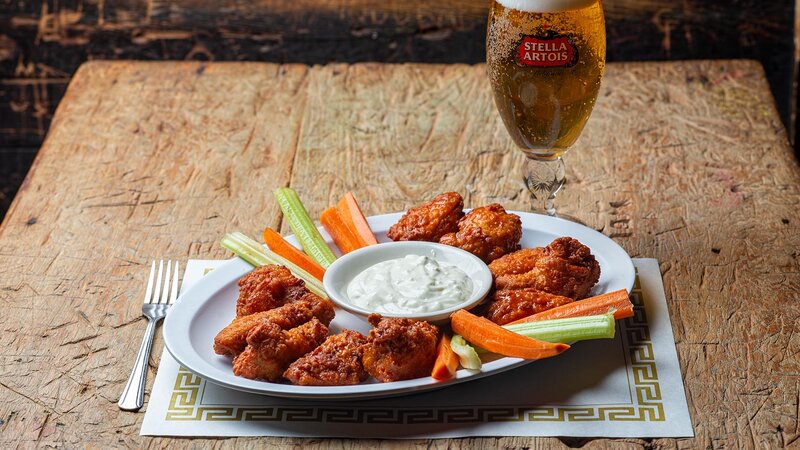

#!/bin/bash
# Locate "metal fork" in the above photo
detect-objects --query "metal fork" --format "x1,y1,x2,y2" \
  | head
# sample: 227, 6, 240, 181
118, 260, 180, 411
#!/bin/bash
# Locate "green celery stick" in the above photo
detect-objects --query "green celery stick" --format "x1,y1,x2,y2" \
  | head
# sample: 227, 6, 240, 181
274, 187, 337, 268
221, 234, 271, 267
451, 335, 482, 370
503, 313, 615, 343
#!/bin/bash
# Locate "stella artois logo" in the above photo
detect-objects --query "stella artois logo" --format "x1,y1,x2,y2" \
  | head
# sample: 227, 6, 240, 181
517, 35, 578, 68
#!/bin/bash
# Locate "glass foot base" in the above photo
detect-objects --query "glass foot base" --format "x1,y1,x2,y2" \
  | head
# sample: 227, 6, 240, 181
524, 156, 565, 216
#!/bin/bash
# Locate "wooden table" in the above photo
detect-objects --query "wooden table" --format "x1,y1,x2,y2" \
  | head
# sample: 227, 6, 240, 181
0, 60, 798, 448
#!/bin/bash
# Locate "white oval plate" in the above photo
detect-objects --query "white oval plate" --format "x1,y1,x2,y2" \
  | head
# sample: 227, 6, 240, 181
163, 211, 635, 399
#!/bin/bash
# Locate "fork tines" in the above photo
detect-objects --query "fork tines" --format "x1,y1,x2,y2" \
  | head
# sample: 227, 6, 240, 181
144, 260, 181, 305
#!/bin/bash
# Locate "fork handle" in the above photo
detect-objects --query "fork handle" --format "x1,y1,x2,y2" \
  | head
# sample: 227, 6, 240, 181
118, 317, 158, 411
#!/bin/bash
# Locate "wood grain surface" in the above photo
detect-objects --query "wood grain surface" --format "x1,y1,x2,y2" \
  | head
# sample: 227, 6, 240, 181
2, 0, 797, 224
0, 60, 798, 448
1, 0, 796, 149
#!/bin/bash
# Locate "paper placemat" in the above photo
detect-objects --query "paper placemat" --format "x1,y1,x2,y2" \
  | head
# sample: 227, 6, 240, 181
141, 258, 693, 438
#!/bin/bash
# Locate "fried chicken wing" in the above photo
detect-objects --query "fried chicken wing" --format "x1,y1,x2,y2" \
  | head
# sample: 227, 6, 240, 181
293, 292, 336, 325
489, 237, 601, 299
482, 289, 574, 325
362, 314, 439, 382
439, 203, 522, 263
387, 192, 464, 242
236, 265, 306, 317
232, 318, 328, 381
283, 330, 369, 386
214, 295, 335, 357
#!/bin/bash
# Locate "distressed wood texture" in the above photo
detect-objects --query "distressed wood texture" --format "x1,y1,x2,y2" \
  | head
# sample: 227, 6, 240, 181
2, 0, 797, 222
0, 0, 796, 149
1, 60, 799, 448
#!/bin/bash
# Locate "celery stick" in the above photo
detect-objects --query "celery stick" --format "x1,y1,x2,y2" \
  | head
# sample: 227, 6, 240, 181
503, 313, 615, 344
274, 188, 337, 268
220, 232, 328, 299
220, 234, 272, 267
451, 335, 482, 370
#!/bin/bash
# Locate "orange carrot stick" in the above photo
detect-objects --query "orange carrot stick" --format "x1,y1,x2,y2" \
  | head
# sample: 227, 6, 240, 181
450, 310, 569, 360
320, 207, 362, 254
431, 334, 459, 381
509, 289, 633, 325
337, 192, 378, 246
263, 228, 326, 281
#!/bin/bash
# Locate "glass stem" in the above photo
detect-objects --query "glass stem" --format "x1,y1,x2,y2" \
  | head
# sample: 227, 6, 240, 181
523, 156, 565, 216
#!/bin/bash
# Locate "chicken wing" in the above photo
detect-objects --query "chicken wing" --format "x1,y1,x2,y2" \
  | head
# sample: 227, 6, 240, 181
292, 292, 336, 324
439, 203, 522, 263
214, 295, 335, 357
489, 237, 601, 299
284, 330, 369, 386
387, 192, 464, 242
236, 264, 306, 317
481, 289, 574, 325
232, 318, 328, 381
362, 314, 439, 382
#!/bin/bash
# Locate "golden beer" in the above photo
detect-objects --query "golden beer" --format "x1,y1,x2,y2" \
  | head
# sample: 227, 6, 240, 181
487, 0, 606, 157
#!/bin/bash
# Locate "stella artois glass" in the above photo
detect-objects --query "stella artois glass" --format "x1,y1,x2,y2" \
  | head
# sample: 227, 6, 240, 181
487, 0, 606, 216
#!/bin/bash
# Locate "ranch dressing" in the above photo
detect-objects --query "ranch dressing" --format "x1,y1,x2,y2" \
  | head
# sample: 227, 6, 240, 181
346, 255, 472, 314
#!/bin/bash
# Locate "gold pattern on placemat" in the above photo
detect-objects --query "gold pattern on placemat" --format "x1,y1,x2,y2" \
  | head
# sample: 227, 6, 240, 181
166, 269, 663, 423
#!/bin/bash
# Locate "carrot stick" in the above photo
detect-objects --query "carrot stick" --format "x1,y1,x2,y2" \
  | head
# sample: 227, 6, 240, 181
320, 207, 362, 254
262, 228, 326, 282
337, 192, 378, 246
450, 310, 569, 360
509, 289, 633, 325
431, 334, 459, 381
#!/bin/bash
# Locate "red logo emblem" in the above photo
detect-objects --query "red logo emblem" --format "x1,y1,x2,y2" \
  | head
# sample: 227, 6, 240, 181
517, 36, 578, 68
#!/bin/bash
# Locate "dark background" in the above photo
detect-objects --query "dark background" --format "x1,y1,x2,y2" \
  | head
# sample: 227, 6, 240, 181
1, 0, 797, 221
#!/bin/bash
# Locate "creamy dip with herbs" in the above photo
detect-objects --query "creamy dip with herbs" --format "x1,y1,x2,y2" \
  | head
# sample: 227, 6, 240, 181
346, 255, 473, 314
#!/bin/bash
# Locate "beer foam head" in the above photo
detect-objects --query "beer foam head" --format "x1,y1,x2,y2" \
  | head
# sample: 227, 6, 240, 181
496, 0, 598, 13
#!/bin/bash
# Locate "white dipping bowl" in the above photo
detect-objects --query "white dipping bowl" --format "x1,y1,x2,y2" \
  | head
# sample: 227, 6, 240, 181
323, 241, 493, 324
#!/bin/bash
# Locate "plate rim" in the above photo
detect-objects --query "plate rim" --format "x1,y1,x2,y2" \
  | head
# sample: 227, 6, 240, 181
163, 210, 635, 399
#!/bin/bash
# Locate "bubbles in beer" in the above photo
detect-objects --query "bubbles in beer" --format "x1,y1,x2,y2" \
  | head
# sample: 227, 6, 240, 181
487, 0, 605, 155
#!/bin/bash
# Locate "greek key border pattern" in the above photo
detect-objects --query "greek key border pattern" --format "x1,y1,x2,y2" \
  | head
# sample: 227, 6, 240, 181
166, 270, 663, 423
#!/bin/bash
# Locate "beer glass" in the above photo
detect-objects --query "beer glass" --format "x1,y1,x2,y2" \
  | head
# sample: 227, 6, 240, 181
487, 0, 606, 216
